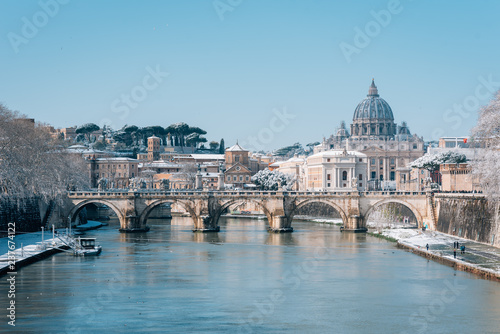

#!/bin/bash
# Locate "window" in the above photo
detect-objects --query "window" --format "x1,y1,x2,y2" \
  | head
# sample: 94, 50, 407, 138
235, 155, 240, 162
413, 144, 418, 149
327, 158, 331, 162
245, 176, 249, 181
359, 158, 362, 162
380, 175, 384, 181
96, 173, 99, 178
390, 171, 395, 181
359, 183, 362, 188
342, 171, 347, 181
379, 159, 383, 165
327, 174, 331, 180
233, 176, 237, 181
359, 174, 363, 181
118, 173, 121, 177
327, 183, 331, 187
96, 165, 99, 169
391, 158, 395, 165
371, 159, 375, 165
132, 173, 134, 177
371, 171, 376, 179
239, 176, 243, 181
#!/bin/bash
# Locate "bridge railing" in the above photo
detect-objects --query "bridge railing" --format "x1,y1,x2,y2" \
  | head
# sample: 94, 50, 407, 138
67, 189, 429, 198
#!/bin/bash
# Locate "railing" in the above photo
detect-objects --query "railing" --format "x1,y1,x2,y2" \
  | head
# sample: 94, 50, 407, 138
67, 189, 430, 198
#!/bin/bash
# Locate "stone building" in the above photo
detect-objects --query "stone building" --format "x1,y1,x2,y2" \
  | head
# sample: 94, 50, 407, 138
90, 157, 139, 189
304, 149, 367, 191
315, 80, 425, 190
147, 135, 161, 161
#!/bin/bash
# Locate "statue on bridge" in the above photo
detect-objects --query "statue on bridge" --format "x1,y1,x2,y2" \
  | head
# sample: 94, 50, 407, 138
351, 177, 358, 189
97, 178, 108, 191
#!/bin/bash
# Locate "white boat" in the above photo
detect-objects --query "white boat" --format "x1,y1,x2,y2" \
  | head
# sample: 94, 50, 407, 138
73, 237, 102, 256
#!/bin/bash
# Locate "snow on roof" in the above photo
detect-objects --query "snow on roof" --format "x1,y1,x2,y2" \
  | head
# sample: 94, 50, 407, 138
310, 150, 367, 158
191, 154, 225, 160
226, 143, 247, 152
286, 157, 305, 163
96, 157, 138, 161
269, 161, 285, 167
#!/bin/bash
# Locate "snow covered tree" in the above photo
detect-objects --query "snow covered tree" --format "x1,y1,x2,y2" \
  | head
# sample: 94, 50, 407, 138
251, 169, 295, 191
470, 91, 500, 200
0, 104, 90, 203
409, 151, 467, 172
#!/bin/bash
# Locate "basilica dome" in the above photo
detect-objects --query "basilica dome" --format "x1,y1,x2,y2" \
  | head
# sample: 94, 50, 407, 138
352, 79, 394, 121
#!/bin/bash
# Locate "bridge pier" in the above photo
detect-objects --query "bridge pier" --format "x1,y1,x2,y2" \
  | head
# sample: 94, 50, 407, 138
340, 215, 367, 233
119, 215, 150, 233
192, 215, 220, 233
268, 215, 293, 233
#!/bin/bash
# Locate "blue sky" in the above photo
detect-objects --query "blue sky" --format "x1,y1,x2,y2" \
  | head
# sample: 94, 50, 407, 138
1, 0, 500, 150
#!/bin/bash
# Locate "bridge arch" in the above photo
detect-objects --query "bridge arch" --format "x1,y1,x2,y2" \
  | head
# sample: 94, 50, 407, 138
362, 199, 423, 228
292, 198, 348, 225
139, 199, 198, 226
68, 199, 124, 226
219, 198, 273, 226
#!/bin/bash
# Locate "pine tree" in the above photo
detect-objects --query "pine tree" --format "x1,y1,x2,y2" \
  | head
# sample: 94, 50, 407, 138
219, 138, 225, 154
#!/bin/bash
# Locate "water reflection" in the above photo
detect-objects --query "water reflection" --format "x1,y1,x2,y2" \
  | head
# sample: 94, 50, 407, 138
1, 217, 499, 333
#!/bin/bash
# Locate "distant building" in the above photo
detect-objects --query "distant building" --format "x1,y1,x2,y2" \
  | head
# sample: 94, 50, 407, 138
304, 149, 367, 191
147, 136, 161, 161
90, 157, 139, 188
315, 80, 425, 189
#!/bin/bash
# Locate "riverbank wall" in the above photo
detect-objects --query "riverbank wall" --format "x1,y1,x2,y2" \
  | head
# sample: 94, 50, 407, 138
397, 240, 500, 282
434, 194, 499, 248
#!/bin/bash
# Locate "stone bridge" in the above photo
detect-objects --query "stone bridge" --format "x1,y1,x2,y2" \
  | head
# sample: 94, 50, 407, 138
67, 190, 438, 233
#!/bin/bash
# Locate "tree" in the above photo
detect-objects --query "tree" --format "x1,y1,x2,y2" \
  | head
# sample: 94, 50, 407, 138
306, 142, 320, 151
165, 122, 190, 148
75, 123, 100, 143
471, 91, 500, 200
219, 138, 225, 154
251, 169, 295, 191
409, 151, 467, 172
209, 141, 219, 152
0, 104, 90, 203
274, 142, 304, 157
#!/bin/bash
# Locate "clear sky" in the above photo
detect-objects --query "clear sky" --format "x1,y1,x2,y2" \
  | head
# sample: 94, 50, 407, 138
1, 0, 500, 150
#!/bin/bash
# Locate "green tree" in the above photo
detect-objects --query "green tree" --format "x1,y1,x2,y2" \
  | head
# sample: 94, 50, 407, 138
219, 138, 225, 154
209, 141, 219, 151
76, 123, 100, 143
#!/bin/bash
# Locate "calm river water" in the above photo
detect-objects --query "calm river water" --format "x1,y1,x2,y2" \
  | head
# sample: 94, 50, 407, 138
1, 217, 500, 333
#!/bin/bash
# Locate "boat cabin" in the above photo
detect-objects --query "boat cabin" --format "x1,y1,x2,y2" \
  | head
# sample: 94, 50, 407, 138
78, 238, 97, 249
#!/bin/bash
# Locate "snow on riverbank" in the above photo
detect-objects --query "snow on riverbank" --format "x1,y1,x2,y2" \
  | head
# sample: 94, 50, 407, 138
75, 220, 106, 230
371, 228, 500, 276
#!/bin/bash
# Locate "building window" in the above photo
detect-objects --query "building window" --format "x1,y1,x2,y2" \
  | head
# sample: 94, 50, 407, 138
390, 158, 395, 165
96, 165, 99, 169
235, 155, 240, 162
327, 174, 331, 180
371, 159, 375, 165
390, 171, 395, 181
327, 183, 331, 187
359, 183, 362, 188
239, 176, 243, 181
413, 144, 418, 149
371, 171, 376, 179
96, 173, 99, 178
245, 176, 249, 181
359, 158, 362, 162
380, 175, 384, 181
342, 171, 347, 181
379, 159, 383, 165
327, 158, 331, 162
359, 174, 363, 181
233, 176, 237, 181
132, 173, 134, 177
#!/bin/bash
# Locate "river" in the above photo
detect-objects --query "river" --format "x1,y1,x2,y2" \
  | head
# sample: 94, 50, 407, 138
1, 217, 499, 333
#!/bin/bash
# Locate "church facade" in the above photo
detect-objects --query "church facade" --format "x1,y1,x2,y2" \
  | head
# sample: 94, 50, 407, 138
314, 80, 425, 190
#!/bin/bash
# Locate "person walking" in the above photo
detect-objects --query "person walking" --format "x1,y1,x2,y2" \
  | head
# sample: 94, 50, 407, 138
454, 249, 457, 258
426, 243, 429, 251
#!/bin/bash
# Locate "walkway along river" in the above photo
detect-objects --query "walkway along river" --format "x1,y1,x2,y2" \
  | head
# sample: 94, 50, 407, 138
1, 217, 499, 333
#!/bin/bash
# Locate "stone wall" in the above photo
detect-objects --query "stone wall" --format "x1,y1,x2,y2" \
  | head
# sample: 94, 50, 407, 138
0, 197, 41, 235
436, 195, 499, 247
